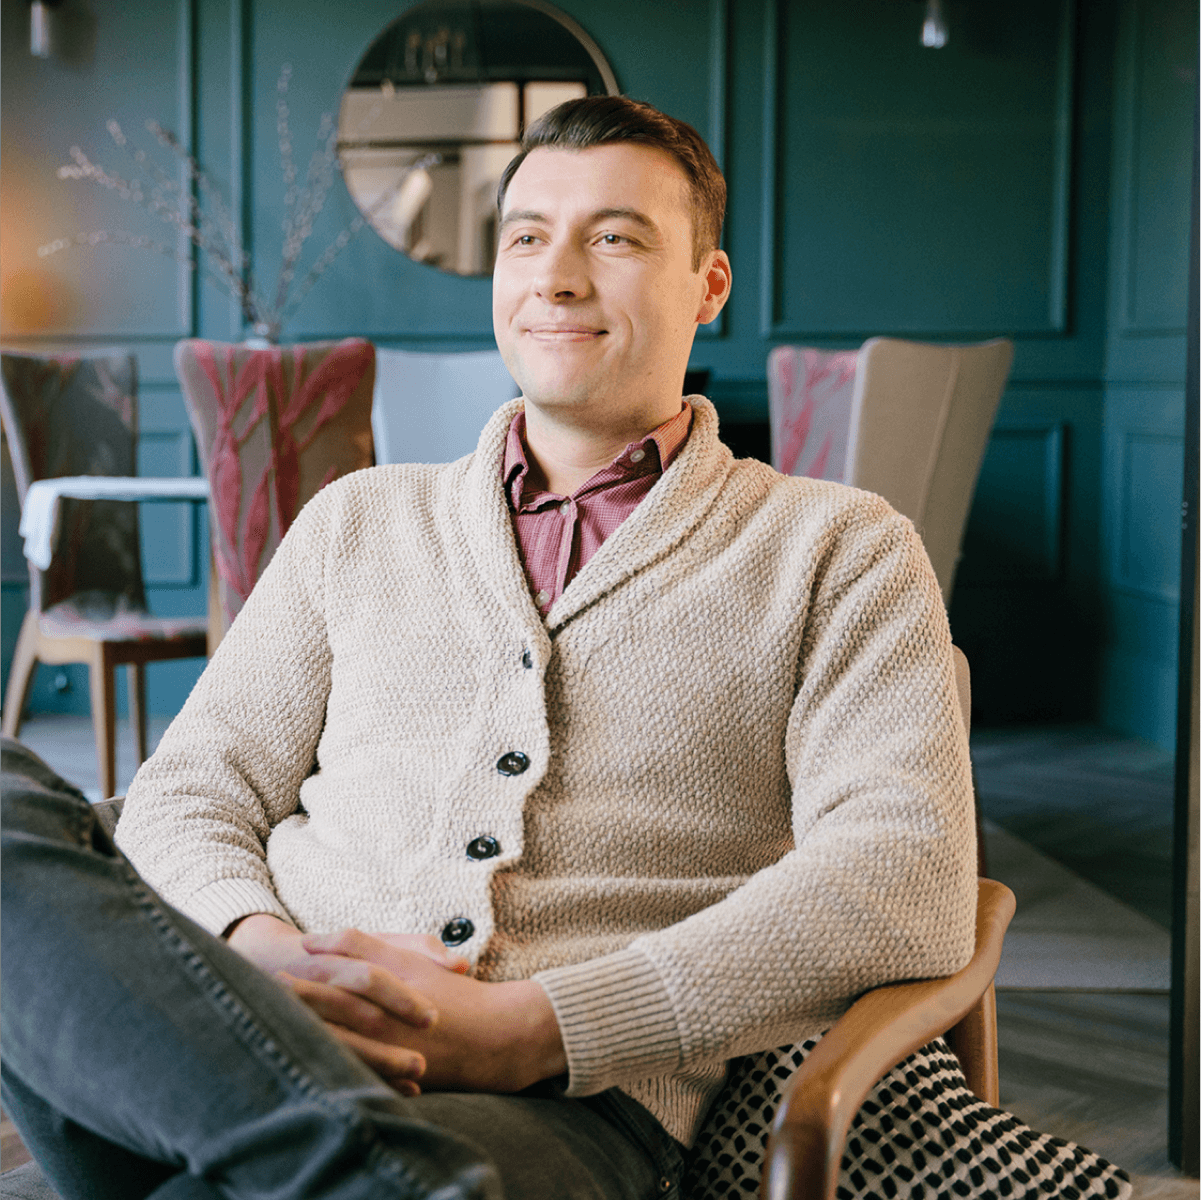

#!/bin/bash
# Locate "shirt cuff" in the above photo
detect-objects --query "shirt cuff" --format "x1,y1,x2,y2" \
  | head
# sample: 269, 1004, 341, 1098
182, 876, 296, 939
533, 946, 682, 1096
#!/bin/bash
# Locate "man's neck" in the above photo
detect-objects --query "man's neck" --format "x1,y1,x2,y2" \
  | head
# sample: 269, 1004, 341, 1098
521, 400, 683, 496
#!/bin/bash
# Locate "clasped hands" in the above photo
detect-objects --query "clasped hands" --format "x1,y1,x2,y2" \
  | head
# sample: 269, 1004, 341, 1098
227, 914, 566, 1096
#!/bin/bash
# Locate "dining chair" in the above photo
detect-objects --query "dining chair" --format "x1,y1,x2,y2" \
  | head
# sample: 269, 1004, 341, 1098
766, 338, 1014, 602
174, 338, 376, 649
0, 352, 208, 800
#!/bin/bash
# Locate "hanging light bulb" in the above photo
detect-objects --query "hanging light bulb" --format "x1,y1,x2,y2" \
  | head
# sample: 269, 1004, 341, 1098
30, 0, 54, 57
921, 0, 948, 48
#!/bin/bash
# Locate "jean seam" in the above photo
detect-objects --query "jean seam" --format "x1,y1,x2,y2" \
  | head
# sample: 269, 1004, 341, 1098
119, 860, 429, 1194
588, 1091, 685, 1193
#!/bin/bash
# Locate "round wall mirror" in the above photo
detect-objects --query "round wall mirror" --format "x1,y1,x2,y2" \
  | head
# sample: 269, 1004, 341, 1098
338, 0, 619, 277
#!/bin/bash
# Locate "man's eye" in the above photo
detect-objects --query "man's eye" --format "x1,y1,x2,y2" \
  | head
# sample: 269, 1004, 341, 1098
517, 234, 538, 246
599, 234, 626, 245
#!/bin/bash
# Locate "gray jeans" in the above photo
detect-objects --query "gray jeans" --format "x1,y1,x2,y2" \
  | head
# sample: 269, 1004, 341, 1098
0, 738, 684, 1199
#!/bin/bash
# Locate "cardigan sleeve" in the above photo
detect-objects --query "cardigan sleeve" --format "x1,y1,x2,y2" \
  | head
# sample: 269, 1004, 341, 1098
115, 488, 336, 938
532, 506, 978, 1097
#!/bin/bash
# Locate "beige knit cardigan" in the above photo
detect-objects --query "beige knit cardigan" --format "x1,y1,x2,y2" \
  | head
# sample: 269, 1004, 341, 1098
116, 396, 977, 1146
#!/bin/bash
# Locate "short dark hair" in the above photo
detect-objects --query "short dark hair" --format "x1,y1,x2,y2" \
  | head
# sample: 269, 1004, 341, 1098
497, 96, 726, 271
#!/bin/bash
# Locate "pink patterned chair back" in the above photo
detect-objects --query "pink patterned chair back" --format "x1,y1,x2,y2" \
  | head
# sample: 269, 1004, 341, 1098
0, 352, 145, 617
766, 346, 859, 481
174, 339, 375, 643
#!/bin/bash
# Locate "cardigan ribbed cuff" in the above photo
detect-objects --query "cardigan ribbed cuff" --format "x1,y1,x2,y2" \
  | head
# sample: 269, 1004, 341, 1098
533, 946, 682, 1097
183, 877, 296, 939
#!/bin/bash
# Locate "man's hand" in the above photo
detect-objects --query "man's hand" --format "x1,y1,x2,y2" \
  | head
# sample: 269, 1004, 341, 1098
226, 914, 471, 1093
283, 928, 567, 1094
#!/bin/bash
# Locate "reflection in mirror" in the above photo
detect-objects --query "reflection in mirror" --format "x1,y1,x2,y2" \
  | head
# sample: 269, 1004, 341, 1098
338, 0, 618, 277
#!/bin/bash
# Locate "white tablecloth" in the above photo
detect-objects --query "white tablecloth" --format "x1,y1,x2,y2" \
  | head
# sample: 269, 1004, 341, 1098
19, 476, 211, 570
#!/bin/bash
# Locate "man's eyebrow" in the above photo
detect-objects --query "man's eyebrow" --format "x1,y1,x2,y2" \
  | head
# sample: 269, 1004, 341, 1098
497, 207, 662, 235
589, 207, 660, 235
498, 209, 547, 233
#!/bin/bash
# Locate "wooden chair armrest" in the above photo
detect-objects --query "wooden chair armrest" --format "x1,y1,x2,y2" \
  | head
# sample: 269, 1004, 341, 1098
761, 878, 1016, 1200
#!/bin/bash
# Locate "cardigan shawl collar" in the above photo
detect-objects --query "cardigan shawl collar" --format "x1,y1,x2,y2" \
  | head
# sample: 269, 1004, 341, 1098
461, 394, 733, 638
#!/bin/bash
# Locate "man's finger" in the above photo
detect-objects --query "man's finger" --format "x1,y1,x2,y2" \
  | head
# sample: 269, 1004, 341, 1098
278, 972, 408, 1043
301, 927, 470, 975
321, 1021, 426, 1095
375, 931, 471, 973
280, 956, 438, 1029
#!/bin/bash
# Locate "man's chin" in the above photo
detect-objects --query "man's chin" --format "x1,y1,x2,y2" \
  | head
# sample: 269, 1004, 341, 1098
519, 378, 604, 413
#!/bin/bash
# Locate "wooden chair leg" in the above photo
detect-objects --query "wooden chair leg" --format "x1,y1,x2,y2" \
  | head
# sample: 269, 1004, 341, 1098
1, 611, 40, 739
88, 646, 117, 800
127, 662, 147, 766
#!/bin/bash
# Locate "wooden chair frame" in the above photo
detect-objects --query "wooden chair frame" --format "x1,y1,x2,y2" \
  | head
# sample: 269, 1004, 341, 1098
761, 876, 1016, 1200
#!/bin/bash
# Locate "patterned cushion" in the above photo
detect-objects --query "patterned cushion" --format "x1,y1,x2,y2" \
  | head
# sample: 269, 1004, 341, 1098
682, 1036, 1133, 1199
37, 592, 206, 642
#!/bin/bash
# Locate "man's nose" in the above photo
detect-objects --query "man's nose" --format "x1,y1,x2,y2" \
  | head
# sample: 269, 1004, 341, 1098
533, 240, 591, 302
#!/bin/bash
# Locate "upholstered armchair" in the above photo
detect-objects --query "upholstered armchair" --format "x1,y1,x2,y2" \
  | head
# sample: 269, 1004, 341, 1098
767, 338, 1014, 602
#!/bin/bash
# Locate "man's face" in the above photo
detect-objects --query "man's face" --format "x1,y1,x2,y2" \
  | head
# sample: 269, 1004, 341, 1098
492, 143, 729, 427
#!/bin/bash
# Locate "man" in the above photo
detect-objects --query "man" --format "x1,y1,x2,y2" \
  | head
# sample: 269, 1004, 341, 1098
1, 97, 976, 1198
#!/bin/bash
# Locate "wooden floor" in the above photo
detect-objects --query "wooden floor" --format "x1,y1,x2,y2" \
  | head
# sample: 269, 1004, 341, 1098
2, 716, 1197, 1196
972, 725, 1195, 1198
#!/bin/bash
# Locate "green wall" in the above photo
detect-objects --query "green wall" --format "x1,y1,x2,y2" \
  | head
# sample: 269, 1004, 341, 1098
1097, 0, 1194, 744
0, 0, 1194, 744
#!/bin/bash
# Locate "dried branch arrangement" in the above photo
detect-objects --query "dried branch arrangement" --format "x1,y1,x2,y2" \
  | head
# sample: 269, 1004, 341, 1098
39, 65, 437, 343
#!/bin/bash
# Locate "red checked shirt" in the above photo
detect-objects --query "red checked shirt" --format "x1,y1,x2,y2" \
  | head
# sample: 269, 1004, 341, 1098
503, 403, 693, 615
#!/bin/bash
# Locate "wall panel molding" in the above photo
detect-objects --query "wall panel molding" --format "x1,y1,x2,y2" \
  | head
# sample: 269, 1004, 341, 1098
759, 0, 1076, 340
0, 0, 199, 341
1114, 428, 1184, 602
138, 429, 200, 587
956, 424, 1067, 586
1114, 0, 1195, 339
696, 0, 729, 342
1103, 382, 1187, 606
176, 0, 198, 334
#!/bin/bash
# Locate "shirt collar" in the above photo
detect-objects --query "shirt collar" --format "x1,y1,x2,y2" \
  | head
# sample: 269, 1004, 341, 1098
502, 402, 693, 506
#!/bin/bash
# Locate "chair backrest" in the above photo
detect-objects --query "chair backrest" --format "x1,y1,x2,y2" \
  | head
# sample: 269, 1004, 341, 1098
845, 337, 1013, 602
0, 351, 145, 614
372, 347, 519, 465
766, 345, 859, 481
174, 339, 375, 642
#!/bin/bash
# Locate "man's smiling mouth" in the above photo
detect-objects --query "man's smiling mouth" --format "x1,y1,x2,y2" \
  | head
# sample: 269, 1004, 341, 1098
527, 325, 607, 341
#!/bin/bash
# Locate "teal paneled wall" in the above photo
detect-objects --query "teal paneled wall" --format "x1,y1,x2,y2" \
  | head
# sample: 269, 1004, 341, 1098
764, 0, 1074, 338
0, 0, 207, 717
1098, 0, 1195, 746
0, 0, 1193, 738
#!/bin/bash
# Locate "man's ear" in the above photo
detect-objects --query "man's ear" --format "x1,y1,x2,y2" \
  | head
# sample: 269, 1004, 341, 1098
696, 250, 732, 326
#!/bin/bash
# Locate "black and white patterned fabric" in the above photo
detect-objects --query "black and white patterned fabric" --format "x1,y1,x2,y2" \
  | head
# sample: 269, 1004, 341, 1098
682, 1035, 1133, 1199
